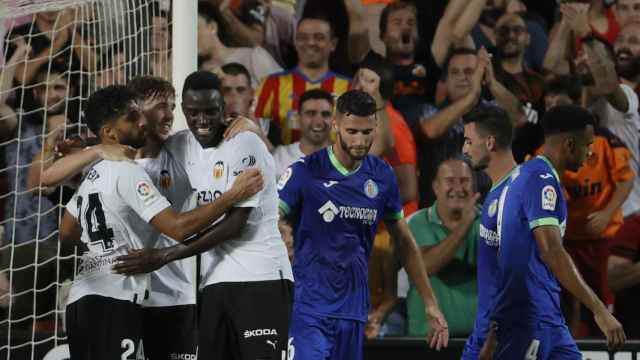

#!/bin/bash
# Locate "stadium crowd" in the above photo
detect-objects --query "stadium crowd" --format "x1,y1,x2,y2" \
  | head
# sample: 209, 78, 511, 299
1, 0, 640, 357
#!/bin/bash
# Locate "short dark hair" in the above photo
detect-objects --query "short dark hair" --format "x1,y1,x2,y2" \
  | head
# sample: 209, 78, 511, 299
299, 89, 335, 111
443, 48, 478, 79
34, 61, 68, 83
358, 57, 395, 101
183, 70, 222, 94
464, 106, 513, 149
544, 75, 582, 104
297, 15, 335, 37
84, 85, 138, 137
379, 1, 417, 38
336, 90, 376, 117
221, 63, 252, 86
127, 76, 175, 101
542, 104, 595, 136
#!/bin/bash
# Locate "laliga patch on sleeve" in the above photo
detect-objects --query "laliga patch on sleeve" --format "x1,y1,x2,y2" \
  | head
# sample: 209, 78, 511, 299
136, 181, 156, 203
541, 185, 557, 211
277, 168, 292, 191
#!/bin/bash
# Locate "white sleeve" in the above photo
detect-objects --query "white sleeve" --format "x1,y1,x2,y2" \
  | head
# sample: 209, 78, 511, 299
116, 163, 171, 222
225, 133, 268, 208
620, 84, 639, 117
66, 192, 80, 219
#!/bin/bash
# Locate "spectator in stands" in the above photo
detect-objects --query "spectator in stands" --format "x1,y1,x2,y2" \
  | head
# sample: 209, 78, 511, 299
406, 156, 479, 338
198, 5, 282, 87
272, 88, 333, 179
351, 58, 418, 338
493, 12, 546, 162
150, 3, 171, 78
254, 15, 350, 145
204, 0, 296, 67
417, 47, 521, 207
543, 75, 634, 338
96, 42, 127, 87
615, 21, 640, 94
1, 63, 76, 333
4, 9, 96, 85
346, 0, 465, 120
219, 62, 278, 151
616, 0, 640, 25
0, 35, 29, 141
458, 0, 549, 72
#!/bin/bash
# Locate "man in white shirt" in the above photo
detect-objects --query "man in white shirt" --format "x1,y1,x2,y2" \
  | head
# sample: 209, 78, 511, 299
273, 88, 334, 179
59, 85, 262, 360
114, 71, 295, 359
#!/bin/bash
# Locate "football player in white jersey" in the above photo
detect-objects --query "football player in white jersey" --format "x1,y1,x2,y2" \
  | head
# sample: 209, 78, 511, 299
113, 71, 295, 359
59, 85, 263, 360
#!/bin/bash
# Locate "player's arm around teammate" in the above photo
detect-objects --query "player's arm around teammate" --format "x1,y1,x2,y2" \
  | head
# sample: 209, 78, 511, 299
386, 217, 450, 350
534, 221, 626, 350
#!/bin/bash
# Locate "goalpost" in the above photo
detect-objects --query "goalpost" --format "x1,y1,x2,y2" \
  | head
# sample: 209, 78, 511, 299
0, 1, 195, 358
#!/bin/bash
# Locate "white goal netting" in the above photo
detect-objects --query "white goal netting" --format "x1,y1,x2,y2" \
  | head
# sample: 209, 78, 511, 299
0, 0, 172, 358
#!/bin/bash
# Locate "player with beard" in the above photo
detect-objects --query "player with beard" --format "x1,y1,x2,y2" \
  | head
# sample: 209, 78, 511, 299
461, 106, 517, 360
113, 71, 294, 359
277, 90, 449, 359
59, 85, 263, 360
491, 105, 625, 359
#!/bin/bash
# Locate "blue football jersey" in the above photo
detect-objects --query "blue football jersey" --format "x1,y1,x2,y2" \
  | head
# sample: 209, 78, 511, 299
277, 147, 403, 321
492, 156, 567, 327
469, 169, 514, 344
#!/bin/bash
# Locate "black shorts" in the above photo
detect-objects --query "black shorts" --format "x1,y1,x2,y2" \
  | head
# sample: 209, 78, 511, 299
199, 279, 293, 360
142, 304, 197, 360
66, 295, 143, 360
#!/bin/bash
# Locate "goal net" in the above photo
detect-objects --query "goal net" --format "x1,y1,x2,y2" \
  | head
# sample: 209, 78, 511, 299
0, 0, 172, 358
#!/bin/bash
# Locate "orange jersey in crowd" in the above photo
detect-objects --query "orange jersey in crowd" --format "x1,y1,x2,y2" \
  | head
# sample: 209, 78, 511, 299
534, 129, 634, 240
254, 67, 350, 145
383, 104, 418, 217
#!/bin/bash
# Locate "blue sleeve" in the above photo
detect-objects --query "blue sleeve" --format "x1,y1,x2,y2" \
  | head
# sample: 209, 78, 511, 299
277, 160, 307, 216
521, 173, 564, 230
383, 165, 404, 221
524, 21, 549, 72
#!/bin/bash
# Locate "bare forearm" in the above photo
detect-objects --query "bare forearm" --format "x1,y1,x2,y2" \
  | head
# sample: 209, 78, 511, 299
420, 219, 473, 274
543, 22, 571, 75
42, 146, 101, 187
545, 248, 606, 313
489, 81, 525, 127
420, 96, 475, 139
604, 180, 633, 214
346, 0, 370, 64
585, 40, 623, 105
219, 9, 264, 47
369, 107, 394, 157
170, 192, 239, 241
451, 0, 486, 45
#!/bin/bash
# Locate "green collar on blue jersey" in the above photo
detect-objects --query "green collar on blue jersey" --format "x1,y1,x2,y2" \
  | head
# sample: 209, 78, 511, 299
536, 155, 561, 182
328, 146, 362, 177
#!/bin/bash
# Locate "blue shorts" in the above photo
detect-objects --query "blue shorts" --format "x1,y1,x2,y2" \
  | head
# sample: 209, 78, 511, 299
289, 310, 364, 360
495, 323, 581, 360
460, 333, 485, 360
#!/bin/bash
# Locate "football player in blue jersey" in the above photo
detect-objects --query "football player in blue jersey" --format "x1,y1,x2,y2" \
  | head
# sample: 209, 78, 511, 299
461, 106, 517, 360
492, 105, 625, 359
277, 90, 449, 359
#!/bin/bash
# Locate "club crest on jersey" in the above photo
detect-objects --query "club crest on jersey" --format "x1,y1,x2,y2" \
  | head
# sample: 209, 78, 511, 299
541, 185, 557, 211
488, 199, 498, 217
160, 170, 171, 189
364, 179, 379, 199
213, 161, 224, 179
277, 168, 292, 190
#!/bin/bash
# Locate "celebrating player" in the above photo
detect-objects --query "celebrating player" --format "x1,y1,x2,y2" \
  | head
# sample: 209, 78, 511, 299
461, 106, 517, 359
492, 105, 626, 359
59, 85, 262, 360
114, 71, 294, 359
277, 90, 448, 359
